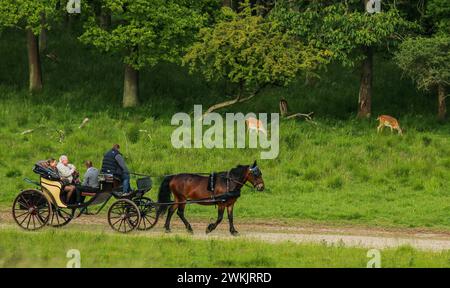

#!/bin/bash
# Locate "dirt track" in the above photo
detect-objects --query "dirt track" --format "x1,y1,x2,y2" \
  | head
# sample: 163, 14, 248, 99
2, 210, 450, 251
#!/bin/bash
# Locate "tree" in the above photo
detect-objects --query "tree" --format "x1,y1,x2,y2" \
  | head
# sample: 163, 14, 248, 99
425, 0, 450, 35
183, 3, 330, 116
80, 0, 209, 107
0, 0, 58, 93
273, 0, 416, 118
395, 35, 449, 121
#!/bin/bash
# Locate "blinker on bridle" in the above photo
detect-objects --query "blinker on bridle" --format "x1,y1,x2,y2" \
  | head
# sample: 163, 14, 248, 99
249, 166, 261, 177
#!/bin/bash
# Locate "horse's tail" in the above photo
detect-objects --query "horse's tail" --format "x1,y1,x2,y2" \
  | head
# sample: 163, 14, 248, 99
156, 175, 174, 216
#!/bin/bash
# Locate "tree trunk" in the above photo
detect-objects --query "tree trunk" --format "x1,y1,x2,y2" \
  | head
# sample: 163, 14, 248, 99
39, 13, 47, 53
222, 0, 232, 7
123, 64, 139, 108
357, 46, 373, 118
100, 9, 111, 28
27, 29, 43, 93
437, 84, 447, 121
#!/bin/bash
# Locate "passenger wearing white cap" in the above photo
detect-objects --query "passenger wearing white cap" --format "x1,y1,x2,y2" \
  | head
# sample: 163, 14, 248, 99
57, 155, 76, 183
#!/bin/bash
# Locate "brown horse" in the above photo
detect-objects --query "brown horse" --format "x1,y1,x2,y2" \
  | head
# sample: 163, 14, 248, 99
156, 161, 264, 235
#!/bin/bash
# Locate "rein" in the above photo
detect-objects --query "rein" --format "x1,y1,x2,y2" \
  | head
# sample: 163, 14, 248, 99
130, 169, 256, 190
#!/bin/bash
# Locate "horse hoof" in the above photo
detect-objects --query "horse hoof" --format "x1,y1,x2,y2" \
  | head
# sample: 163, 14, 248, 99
187, 228, 194, 234
206, 224, 215, 234
230, 230, 239, 236
165, 228, 171, 233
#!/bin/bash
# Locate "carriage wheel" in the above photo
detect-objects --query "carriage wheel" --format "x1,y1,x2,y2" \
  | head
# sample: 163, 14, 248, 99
134, 197, 158, 230
107, 199, 141, 233
12, 190, 51, 231
49, 206, 75, 227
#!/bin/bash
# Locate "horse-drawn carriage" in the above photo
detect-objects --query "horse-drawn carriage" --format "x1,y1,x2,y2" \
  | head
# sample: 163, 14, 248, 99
12, 161, 265, 235
12, 164, 158, 233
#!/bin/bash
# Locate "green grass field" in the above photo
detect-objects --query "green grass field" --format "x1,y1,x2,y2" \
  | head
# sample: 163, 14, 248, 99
0, 228, 449, 268
0, 27, 449, 232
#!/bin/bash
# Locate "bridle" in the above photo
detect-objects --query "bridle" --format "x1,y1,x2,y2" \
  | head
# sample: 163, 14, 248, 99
223, 166, 261, 192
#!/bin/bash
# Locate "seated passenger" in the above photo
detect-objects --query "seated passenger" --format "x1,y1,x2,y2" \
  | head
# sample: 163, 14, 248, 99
36, 158, 59, 176
82, 160, 99, 189
56, 155, 77, 203
57, 155, 76, 183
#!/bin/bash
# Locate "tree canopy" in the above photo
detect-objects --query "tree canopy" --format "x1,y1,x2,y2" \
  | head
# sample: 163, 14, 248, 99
79, 0, 208, 70
395, 35, 449, 92
272, 0, 417, 67
0, 0, 58, 34
183, 3, 330, 114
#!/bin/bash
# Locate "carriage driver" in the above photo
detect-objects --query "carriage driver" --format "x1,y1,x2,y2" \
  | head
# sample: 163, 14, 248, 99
101, 144, 131, 195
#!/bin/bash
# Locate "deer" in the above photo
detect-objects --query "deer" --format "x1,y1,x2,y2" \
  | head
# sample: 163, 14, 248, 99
377, 115, 403, 135
245, 117, 267, 135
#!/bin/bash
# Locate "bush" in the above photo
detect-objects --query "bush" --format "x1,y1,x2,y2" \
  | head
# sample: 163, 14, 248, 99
127, 125, 140, 144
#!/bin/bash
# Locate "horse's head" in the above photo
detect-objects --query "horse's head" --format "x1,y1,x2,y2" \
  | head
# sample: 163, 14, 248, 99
247, 160, 264, 191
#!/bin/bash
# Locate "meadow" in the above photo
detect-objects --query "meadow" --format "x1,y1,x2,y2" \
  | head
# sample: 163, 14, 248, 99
0, 228, 449, 268
0, 27, 449, 231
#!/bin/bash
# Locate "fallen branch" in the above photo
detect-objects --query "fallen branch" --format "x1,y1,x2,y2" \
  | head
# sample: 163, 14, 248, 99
20, 129, 35, 135
285, 112, 314, 120
202, 85, 267, 119
20, 126, 45, 135
78, 118, 89, 129
202, 94, 256, 118
285, 112, 317, 124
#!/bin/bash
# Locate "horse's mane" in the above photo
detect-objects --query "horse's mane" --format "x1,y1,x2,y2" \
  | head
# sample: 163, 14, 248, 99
228, 165, 249, 182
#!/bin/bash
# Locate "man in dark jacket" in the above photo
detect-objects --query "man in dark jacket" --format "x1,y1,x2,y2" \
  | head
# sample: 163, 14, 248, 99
101, 144, 131, 195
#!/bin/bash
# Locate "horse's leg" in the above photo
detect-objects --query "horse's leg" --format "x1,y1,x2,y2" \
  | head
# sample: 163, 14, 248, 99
227, 203, 238, 236
176, 203, 193, 234
164, 203, 178, 233
206, 205, 225, 234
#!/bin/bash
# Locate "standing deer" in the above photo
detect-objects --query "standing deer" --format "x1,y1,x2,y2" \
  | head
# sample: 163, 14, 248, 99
377, 115, 403, 135
245, 117, 267, 135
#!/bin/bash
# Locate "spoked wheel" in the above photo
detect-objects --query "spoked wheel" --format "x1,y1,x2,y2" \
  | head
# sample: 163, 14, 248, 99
49, 206, 75, 227
12, 190, 51, 231
134, 197, 158, 230
107, 199, 141, 233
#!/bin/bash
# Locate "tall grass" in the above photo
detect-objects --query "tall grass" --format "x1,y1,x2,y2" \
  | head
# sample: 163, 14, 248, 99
0, 228, 449, 268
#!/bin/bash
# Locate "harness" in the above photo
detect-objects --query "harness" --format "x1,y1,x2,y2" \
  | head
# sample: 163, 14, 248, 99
208, 172, 217, 200
207, 169, 255, 202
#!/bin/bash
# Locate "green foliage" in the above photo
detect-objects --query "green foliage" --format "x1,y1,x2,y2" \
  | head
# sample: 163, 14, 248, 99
79, 0, 208, 70
395, 35, 450, 91
0, 0, 59, 34
273, 0, 418, 67
183, 2, 330, 93
426, 0, 450, 34
126, 124, 140, 144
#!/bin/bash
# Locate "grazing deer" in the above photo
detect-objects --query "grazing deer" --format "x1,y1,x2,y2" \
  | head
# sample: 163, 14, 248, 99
245, 117, 267, 135
279, 99, 288, 117
377, 115, 403, 135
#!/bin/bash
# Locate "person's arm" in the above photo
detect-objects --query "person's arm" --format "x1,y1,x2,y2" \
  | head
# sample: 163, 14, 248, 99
68, 164, 76, 174
115, 154, 129, 174
82, 171, 89, 186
